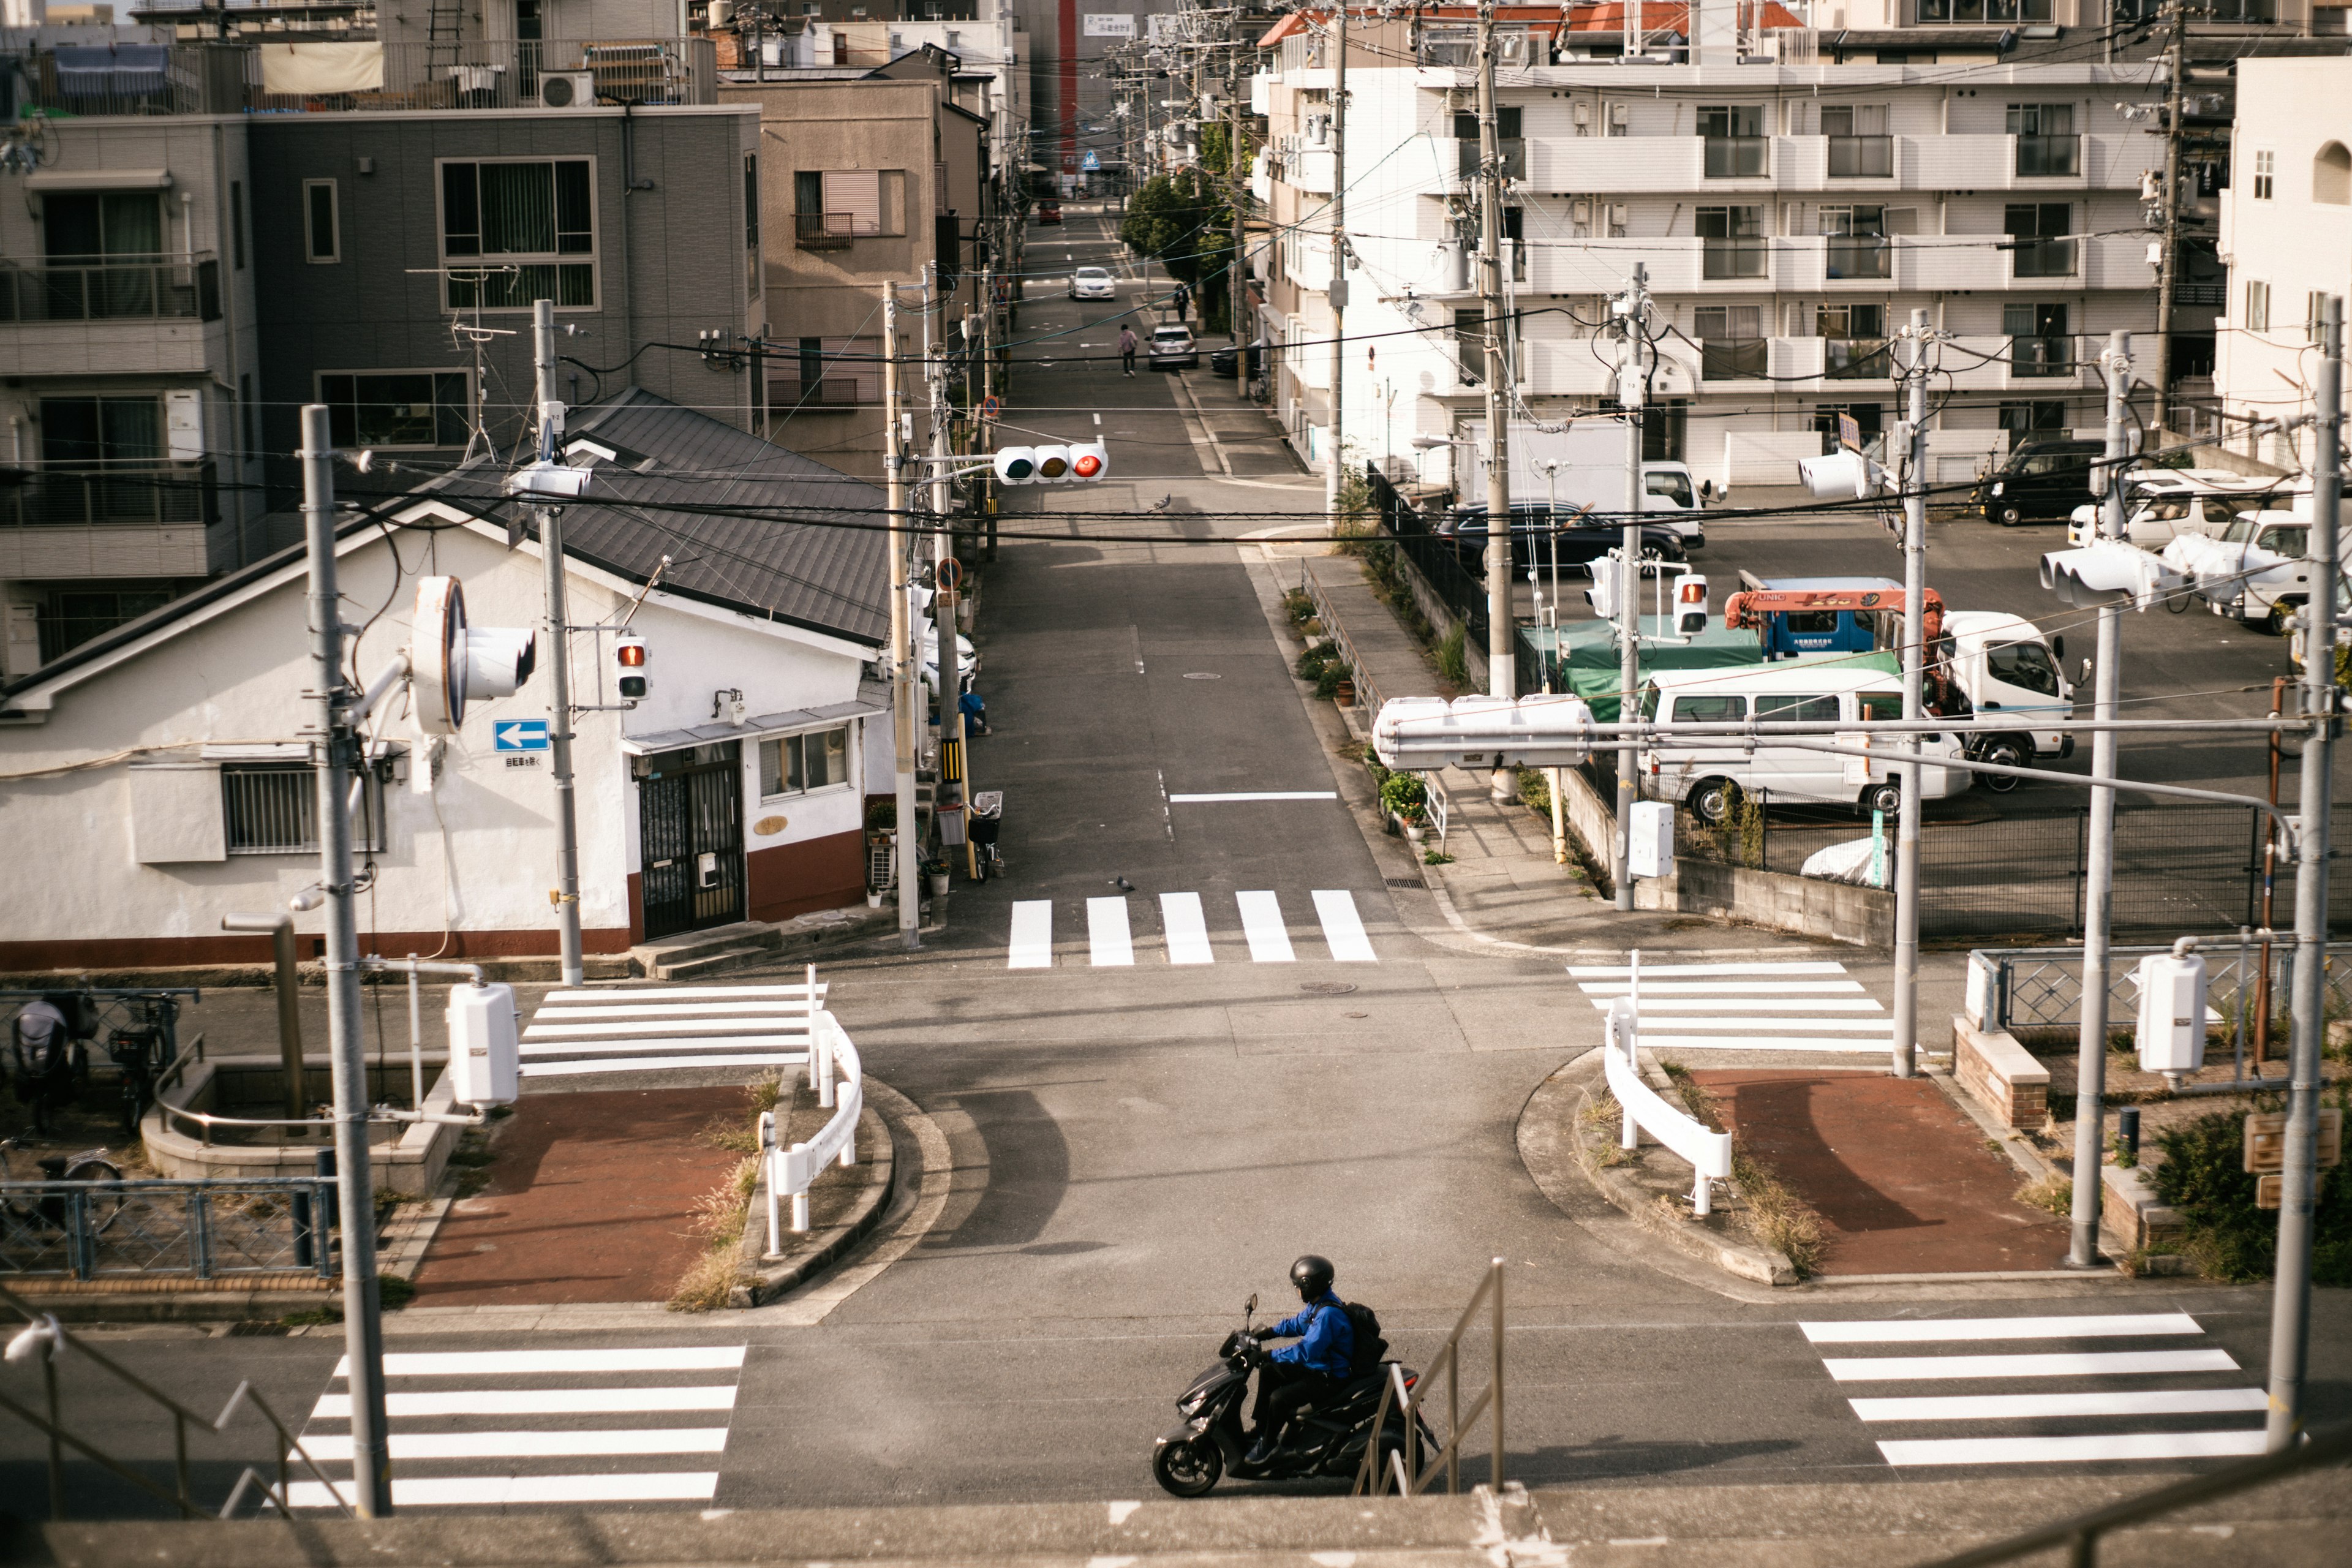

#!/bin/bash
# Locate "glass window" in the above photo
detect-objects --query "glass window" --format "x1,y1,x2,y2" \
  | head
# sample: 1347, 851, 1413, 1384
1672, 695, 1745, 722
1855, 692, 1904, 723
2245, 279, 2271, 333
759, 726, 851, 797
1638, 685, 1661, 722
1755, 694, 1841, 723
440, 159, 596, 310
1986, 643, 2060, 697
2258, 526, 2309, 558
39, 191, 163, 262
40, 396, 161, 466
2252, 149, 2275, 200
317, 372, 472, 449
1785, 611, 1841, 633
1646, 469, 1696, 508
304, 179, 339, 263
2005, 202, 2074, 277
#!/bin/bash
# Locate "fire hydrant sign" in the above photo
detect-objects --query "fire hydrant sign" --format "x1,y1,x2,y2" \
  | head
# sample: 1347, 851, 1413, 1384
494, 720, 550, 752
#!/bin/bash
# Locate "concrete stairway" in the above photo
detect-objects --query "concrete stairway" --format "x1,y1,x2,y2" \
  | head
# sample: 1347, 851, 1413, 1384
625, 920, 785, 981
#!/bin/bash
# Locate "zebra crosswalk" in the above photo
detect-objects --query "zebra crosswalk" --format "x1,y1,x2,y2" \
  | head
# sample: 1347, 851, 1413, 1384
1802, 1313, 2269, 1466
518, 984, 822, 1078
1006, 889, 1379, 969
289, 1344, 747, 1508
1568, 959, 1896, 1054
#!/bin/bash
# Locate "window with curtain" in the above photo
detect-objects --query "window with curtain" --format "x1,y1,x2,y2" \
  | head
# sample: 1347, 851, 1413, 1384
40, 396, 162, 466
440, 159, 596, 309
318, 371, 472, 448
40, 191, 165, 318
2005, 202, 2075, 277
759, 727, 851, 797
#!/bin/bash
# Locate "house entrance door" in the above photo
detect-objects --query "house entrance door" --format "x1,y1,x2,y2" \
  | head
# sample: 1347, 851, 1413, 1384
637, 742, 745, 940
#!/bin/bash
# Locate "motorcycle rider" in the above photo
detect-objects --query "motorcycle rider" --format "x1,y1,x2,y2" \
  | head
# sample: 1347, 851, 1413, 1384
1243, 1254, 1354, 1466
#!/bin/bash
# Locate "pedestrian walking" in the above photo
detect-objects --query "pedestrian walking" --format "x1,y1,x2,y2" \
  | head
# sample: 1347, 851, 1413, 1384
1119, 325, 1138, 377
1172, 283, 1190, 321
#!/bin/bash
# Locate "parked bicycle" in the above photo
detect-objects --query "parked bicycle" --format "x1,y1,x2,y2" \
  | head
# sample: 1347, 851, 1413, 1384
0, 1137, 127, 1237
104, 1019, 167, 1137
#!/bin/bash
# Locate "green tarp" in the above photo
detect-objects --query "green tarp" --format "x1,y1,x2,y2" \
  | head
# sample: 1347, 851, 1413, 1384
1522, 620, 1899, 722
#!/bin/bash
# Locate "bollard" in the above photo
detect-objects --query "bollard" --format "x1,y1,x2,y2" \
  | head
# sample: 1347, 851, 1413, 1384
788, 1143, 812, 1234
759, 1111, 780, 1259
2117, 1106, 2141, 1164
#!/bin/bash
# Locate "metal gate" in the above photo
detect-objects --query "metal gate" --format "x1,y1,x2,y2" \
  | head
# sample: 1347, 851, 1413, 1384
637, 742, 745, 941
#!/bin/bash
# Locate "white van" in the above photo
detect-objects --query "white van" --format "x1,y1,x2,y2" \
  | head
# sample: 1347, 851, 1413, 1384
1637, 660, 1973, 823
2064, 470, 2288, 549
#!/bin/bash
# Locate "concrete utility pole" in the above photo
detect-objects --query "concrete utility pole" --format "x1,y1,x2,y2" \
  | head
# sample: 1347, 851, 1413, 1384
1476, 0, 1515, 731
1891, 308, 1933, 1080
299, 402, 391, 1517
533, 299, 584, 988
1613, 263, 1649, 913
2067, 331, 2133, 1269
883, 284, 921, 950
1227, 39, 1245, 352
2152, 0, 2186, 432
1323, 1, 1349, 532
2266, 293, 2342, 1449
924, 263, 969, 880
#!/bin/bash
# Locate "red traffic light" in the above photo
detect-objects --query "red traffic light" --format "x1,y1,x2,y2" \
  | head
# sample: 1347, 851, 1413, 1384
1071, 448, 1104, 480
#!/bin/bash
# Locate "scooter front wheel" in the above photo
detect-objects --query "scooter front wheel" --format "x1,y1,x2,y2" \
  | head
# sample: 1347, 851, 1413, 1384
1152, 1435, 1223, 1498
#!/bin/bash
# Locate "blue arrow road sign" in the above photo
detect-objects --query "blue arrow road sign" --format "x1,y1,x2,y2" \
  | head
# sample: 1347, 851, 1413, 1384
494, 720, 551, 752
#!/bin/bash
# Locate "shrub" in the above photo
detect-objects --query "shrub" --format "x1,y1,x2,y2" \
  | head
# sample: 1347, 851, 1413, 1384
1281, 587, 1314, 626
1314, 662, 1348, 699
1435, 624, 1468, 688
1380, 772, 1428, 823
2149, 1099, 2351, 1284
1295, 641, 1338, 680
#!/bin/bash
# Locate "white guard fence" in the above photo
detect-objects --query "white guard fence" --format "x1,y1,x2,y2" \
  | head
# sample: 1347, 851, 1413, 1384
1602, 954, 1733, 1215
756, 967, 863, 1255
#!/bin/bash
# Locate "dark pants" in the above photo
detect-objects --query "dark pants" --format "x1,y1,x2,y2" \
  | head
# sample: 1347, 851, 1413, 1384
1251, 1361, 1341, 1441
1121, 349, 1136, 374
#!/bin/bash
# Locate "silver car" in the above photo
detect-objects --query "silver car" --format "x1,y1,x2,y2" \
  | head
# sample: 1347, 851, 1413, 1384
1149, 323, 1198, 369
1069, 266, 1116, 300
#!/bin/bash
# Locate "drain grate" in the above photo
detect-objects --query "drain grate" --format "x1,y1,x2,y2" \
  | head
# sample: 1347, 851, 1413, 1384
1384, 876, 1423, 889
1299, 981, 1358, 996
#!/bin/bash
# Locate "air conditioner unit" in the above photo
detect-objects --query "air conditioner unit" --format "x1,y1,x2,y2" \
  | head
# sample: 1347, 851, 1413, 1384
537, 70, 598, 110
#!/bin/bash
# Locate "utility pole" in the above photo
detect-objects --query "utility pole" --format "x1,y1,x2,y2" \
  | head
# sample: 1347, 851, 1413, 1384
1891, 307, 1933, 1079
1323, 1, 1349, 533
883, 283, 921, 950
300, 402, 391, 1517
2266, 293, 2342, 1449
1476, 0, 1515, 734
533, 298, 584, 988
1613, 262, 1649, 913
924, 262, 969, 881
1227, 36, 1245, 352
2067, 331, 2133, 1269
2152, 0, 2186, 432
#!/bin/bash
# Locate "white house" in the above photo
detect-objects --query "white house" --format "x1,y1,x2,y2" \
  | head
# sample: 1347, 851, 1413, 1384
2212, 56, 2352, 473
0, 390, 894, 973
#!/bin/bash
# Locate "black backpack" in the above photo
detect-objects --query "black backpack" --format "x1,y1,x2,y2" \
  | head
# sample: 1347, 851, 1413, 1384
1341, 1301, 1387, 1374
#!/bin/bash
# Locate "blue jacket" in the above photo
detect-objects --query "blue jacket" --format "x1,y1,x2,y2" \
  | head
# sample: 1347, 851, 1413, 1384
1268, 1292, 1354, 1378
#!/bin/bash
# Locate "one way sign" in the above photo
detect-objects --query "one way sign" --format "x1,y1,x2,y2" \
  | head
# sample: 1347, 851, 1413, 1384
494, 720, 550, 752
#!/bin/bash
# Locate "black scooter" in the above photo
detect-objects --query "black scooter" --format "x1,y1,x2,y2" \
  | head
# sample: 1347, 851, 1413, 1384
1151, 1293, 1436, 1498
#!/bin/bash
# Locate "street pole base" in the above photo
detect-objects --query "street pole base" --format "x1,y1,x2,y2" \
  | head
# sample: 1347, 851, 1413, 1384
2059, 1251, 2109, 1271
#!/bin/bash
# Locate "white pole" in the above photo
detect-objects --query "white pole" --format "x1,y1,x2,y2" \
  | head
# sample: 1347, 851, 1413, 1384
1324, 1, 1349, 534
761, 1112, 780, 1257
885, 284, 921, 950
406, 958, 423, 1112
1891, 309, 1931, 1079
1615, 266, 1648, 912
533, 300, 584, 988
790, 1144, 812, 1233
1477, 0, 1515, 737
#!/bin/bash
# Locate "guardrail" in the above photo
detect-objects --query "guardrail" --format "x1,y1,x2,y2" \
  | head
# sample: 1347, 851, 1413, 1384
759, 965, 861, 1251
1300, 560, 1389, 720
0, 1174, 338, 1281
1602, 954, 1733, 1215
1355, 1257, 1504, 1498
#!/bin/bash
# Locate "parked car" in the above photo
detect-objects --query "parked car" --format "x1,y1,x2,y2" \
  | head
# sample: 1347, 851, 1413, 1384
2169, 506, 2345, 633
2064, 470, 2288, 548
1973, 438, 2108, 526
1438, 503, 1684, 577
1069, 266, 1115, 300
1149, 323, 1198, 369
1036, 201, 1063, 225
1210, 344, 1240, 378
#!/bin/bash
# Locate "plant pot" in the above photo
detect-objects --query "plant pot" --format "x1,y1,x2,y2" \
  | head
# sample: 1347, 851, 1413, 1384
927, 872, 951, 897
1402, 820, 1425, 843
1334, 679, 1355, 707
866, 891, 883, 909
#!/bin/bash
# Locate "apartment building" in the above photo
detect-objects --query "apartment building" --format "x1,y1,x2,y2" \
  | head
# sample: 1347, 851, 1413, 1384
2212, 56, 2351, 471
1251, 5, 2190, 492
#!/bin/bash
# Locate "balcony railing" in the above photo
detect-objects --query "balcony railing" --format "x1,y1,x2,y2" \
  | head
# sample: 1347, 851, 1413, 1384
2010, 238, 2077, 279
2011, 335, 2075, 379
1826, 337, 1893, 380
0, 257, 221, 325
2, 460, 217, 529
1827, 134, 1893, 178
1456, 138, 1528, 181
1703, 136, 1768, 178
794, 213, 858, 252
2015, 134, 2081, 178
1702, 238, 1767, 281
1826, 236, 1891, 280
1702, 339, 1768, 380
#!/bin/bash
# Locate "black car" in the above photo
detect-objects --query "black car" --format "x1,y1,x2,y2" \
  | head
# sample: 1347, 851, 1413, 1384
1210, 344, 1239, 378
1439, 503, 1685, 577
1974, 438, 2108, 526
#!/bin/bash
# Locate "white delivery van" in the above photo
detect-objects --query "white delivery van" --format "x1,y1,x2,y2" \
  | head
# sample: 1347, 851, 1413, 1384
1637, 660, 1973, 823
2064, 470, 2290, 549
1940, 610, 2073, 787
2169, 503, 2344, 633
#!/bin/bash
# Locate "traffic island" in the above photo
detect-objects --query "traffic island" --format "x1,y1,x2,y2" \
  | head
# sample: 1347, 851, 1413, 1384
721, 1081, 897, 1310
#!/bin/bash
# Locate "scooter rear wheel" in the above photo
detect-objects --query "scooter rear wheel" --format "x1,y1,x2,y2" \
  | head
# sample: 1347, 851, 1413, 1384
1152, 1436, 1223, 1498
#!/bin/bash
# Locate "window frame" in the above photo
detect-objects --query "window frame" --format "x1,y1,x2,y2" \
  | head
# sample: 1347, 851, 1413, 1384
756, 725, 854, 801
222, 761, 386, 856
434, 156, 600, 314
315, 369, 477, 450
2245, 279, 2271, 334
2252, 148, 2275, 201
303, 178, 340, 264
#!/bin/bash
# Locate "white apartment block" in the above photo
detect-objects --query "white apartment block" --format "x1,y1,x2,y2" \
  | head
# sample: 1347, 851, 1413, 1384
1251, 6, 2188, 494
2212, 56, 2352, 472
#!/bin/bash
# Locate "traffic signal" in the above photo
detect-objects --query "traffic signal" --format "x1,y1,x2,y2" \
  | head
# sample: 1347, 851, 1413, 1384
993, 447, 1037, 482
411, 576, 539, 736
615, 631, 650, 701
992, 441, 1109, 484
1674, 575, 1709, 635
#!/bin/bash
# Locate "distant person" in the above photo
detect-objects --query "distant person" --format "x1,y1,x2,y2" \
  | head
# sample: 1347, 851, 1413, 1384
10, 995, 71, 1136
1172, 283, 1191, 320
1118, 325, 1139, 377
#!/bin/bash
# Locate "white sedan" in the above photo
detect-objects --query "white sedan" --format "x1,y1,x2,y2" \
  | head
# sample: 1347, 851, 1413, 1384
918, 625, 978, 693
1068, 266, 1117, 300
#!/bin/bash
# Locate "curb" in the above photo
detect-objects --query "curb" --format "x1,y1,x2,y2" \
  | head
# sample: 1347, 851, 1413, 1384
727, 1096, 897, 1310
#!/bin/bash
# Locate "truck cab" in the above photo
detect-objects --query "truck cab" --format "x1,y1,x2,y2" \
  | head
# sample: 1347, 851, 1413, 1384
1937, 610, 2073, 788
2172, 507, 2341, 633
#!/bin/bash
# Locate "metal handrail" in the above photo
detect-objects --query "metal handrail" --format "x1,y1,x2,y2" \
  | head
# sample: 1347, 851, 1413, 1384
1920, 1420, 2352, 1567
1352, 1257, 1502, 1498
0, 1278, 353, 1520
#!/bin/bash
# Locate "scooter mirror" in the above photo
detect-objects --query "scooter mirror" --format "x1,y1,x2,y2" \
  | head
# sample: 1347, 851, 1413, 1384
1245, 1292, 1258, 1314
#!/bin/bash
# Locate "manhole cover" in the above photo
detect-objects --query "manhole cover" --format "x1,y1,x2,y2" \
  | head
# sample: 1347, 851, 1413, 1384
1182, 672, 1221, 680
1300, 981, 1357, 996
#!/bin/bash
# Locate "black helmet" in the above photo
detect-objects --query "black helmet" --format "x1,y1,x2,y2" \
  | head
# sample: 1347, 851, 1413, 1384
1289, 1254, 1335, 1300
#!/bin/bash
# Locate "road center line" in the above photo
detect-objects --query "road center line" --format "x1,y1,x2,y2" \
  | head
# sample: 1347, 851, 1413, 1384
1167, 791, 1339, 803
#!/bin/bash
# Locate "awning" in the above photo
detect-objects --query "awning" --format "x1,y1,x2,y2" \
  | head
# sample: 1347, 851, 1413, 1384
27, 170, 173, 191
621, 692, 888, 756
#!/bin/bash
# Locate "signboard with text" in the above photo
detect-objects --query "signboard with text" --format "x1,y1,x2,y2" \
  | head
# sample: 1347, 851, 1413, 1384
1084, 13, 1134, 37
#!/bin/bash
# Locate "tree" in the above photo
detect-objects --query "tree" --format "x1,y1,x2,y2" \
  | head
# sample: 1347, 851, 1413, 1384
1120, 167, 1236, 327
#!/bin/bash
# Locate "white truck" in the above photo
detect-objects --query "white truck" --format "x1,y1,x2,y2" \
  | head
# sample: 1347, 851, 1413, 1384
1459, 417, 1717, 550
1939, 609, 2075, 788
2064, 469, 2290, 549
2165, 503, 2344, 635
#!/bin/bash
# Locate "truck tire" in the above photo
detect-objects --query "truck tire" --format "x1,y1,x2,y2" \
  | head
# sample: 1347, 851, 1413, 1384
1976, 736, 2028, 793
1998, 506, 2022, 527
1687, 777, 1735, 826
2266, 600, 2299, 638
1860, 781, 1903, 817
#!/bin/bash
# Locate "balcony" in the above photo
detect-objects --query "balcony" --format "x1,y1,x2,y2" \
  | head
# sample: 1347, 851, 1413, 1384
2007, 238, 2078, 280
1456, 138, 1528, 183
1828, 135, 1894, 179
2014, 135, 2081, 179
1702, 238, 1767, 282
767, 374, 880, 408
2010, 336, 2075, 379
1703, 136, 1768, 179
1825, 236, 1891, 281
1702, 339, 1768, 381
0, 257, 221, 325
1825, 338, 1894, 380
1, 461, 217, 530
794, 214, 856, 252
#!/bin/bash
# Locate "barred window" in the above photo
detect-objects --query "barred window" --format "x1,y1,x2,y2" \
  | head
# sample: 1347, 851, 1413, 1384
222, 763, 385, 854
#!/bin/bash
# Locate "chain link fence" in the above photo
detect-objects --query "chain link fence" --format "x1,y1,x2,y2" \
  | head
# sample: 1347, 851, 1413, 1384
0, 1177, 337, 1282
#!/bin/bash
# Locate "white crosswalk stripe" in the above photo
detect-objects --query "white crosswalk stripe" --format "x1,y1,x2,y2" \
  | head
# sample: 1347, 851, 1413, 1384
518, 984, 820, 1078
1567, 959, 1893, 1053
999, 889, 1379, 968
292, 1344, 747, 1509
1800, 1313, 2267, 1467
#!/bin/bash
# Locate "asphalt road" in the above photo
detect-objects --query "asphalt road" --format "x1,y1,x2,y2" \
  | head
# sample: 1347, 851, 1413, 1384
7, 213, 2347, 1529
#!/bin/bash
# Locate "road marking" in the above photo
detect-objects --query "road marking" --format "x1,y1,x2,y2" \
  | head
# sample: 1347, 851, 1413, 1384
1312, 889, 1378, 963
1009, 900, 1054, 968
1607, 1016, 1893, 1031
314, 1386, 741, 1419
1875, 1431, 2269, 1466
1822, 1349, 2240, 1382
1161, 892, 1214, 965
1168, 791, 1340, 803
524, 1017, 814, 1038
1567, 962, 1852, 978
542, 986, 823, 1003
1237, 891, 1295, 963
336, 1347, 746, 1379
518, 1052, 812, 1078
301, 1428, 731, 1461
1803, 1313, 2207, 1344
1586, 998, 1888, 1014
520, 1036, 811, 1057
1635, 1036, 1903, 1054
533, 1001, 824, 1019
1849, 1389, 2269, 1422
1088, 897, 1136, 967
290, 1473, 720, 1509
1577, 980, 1868, 995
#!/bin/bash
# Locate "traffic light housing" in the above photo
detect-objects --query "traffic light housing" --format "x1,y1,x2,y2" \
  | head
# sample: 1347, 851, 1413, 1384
615, 631, 650, 701
1674, 575, 1709, 635
992, 440, 1109, 484
412, 575, 538, 736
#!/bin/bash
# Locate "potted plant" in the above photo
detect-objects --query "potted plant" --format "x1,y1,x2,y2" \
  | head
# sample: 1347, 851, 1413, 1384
1379, 773, 1428, 842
